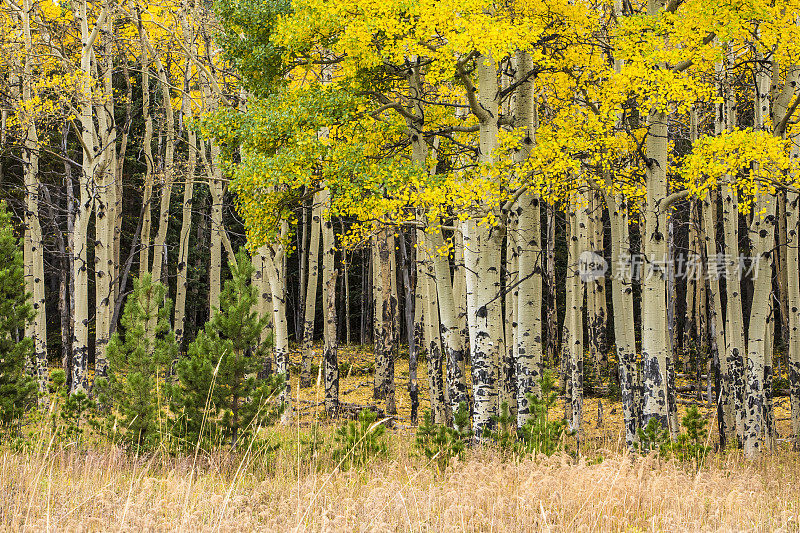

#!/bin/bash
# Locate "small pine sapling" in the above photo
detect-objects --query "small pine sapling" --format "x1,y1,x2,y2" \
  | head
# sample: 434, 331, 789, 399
48, 369, 96, 444
96, 274, 177, 451
332, 409, 388, 470
517, 370, 572, 457
635, 418, 672, 457
484, 401, 517, 455
669, 406, 711, 464
172, 251, 284, 451
0, 202, 36, 437
415, 401, 472, 470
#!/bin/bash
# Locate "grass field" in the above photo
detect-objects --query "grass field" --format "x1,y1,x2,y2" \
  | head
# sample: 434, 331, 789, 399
3, 345, 799, 531
3, 433, 800, 531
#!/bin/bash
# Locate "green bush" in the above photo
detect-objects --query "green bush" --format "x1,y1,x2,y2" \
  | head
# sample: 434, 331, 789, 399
47, 369, 97, 444
635, 418, 672, 456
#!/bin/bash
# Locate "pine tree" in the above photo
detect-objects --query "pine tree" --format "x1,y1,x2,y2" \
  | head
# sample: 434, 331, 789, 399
172, 251, 283, 450
0, 202, 36, 431
96, 273, 176, 450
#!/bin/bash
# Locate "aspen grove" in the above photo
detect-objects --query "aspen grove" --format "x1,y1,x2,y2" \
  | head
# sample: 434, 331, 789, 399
3, 0, 800, 470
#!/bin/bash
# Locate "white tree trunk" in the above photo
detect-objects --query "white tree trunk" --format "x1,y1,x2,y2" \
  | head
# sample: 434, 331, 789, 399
787, 187, 800, 449
300, 194, 322, 387
743, 55, 776, 458
321, 189, 338, 416
425, 227, 469, 413
18, 0, 48, 394
174, 40, 196, 347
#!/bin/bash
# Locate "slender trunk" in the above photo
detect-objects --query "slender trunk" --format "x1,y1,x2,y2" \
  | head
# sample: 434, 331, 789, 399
300, 194, 322, 387
138, 20, 154, 281
174, 46, 196, 347
787, 188, 800, 449
743, 54, 776, 457
608, 192, 639, 448
262, 226, 290, 418
208, 141, 224, 316
372, 234, 385, 399
18, 0, 48, 394
503, 226, 517, 419
71, 0, 104, 392
379, 227, 397, 414
420, 234, 446, 424
149, 50, 176, 287
462, 54, 504, 435
546, 204, 558, 367
321, 190, 338, 416
399, 228, 420, 423
426, 227, 469, 413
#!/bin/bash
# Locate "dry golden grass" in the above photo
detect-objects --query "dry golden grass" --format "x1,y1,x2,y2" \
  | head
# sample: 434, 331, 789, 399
3, 429, 800, 532
10, 346, 795, 531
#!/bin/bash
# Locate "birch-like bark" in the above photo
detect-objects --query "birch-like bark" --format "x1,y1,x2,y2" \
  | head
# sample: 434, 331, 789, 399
321, 190, 338, 416
568, 193, 587, 444
460, 54, 504, 434
208, 140, 225, 316
743, 54, 776, 457
381, 229, 397, 414
546, 204, 558, 366
511, 50, 543, 425
425, 227, 469, 413
92, 14, 116, 378
608, 192, 639, 447
607, 0, 639, 446
148, 47, 176, 287
775, 59, 800, 449
787, 187, 800, 450
300, 194, 322, 387
638, 0, 674, 430
16, 0, 48, 394
261, 224, 290, 418
398, 228, 420, 423
421, 235, 446, 424
372, 234, 385, 399
138, 15, 154, 281
174, 18, 196, 346
640, 115, 671, 427
71, 0, 107, 391
503, 225, 517, 420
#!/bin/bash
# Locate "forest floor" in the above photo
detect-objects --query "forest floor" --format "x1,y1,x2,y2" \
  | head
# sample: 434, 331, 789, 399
291, 344, 797, 447
2, 345, 798, 531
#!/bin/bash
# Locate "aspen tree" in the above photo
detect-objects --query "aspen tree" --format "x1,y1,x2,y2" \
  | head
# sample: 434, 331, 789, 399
15, 0, 48, 393
457, 54, 504, 434
421, 234, 447, 424
147, 40, 176, 287
174, 4, 197, 347
512, 50, 544, 426
787, 139, 800, 449
773, 30, 800, 446
379, 227, 397, 414
372, 234, 385, 399
138, 9, 154, 282
743, 51, 777, 457
321, 188, 338, 416
93, 9, 119, 378
300, 193, 322, 387
71, 0, 108, 391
